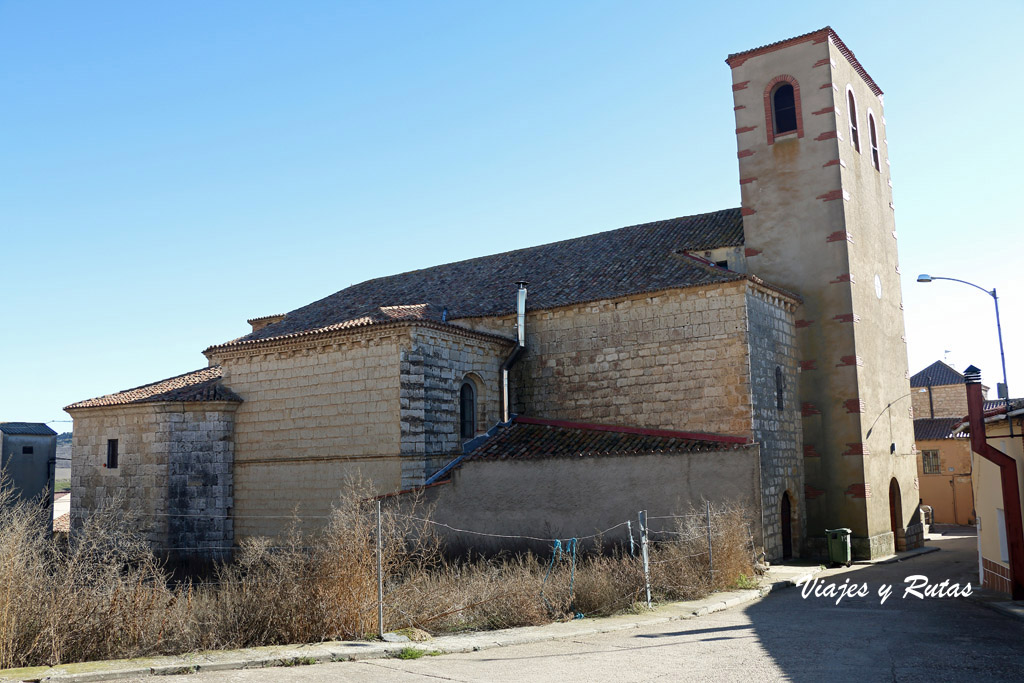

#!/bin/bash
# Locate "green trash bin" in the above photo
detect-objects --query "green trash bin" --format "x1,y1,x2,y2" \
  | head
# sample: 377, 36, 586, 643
826, 528, 852, 567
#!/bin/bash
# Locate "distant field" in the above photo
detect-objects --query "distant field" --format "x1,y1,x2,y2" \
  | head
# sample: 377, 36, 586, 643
55, 480, 71, 493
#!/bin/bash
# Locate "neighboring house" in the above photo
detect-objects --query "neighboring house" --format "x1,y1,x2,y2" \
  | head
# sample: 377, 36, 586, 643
66, 26, 919, 562
0, 423, 57, 520
910, 361, 981, 525
958, 367, 1024, 598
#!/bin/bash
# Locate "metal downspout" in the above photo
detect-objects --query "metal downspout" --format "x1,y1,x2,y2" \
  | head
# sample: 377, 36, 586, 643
501, 282, 528, 423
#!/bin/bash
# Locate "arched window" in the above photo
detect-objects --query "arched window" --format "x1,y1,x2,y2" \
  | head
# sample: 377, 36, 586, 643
867, 111, 880, 170
763, 75, 803, 144
775, 366, 785, 411
459, 382, 476, 440
847, 88, 860, 153
772, 84, 798, 135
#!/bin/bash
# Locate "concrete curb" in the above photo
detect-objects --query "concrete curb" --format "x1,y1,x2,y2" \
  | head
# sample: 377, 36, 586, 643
1, 572, 815, 683
13, 552, 958, 683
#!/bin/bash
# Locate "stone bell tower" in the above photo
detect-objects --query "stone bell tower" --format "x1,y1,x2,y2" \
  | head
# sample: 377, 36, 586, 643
726, 28, 918, 559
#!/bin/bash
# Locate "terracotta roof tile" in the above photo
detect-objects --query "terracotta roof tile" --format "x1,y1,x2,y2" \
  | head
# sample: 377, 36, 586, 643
465, 416, 747, 461
727, 27, 883, 96
210, 209, 748, 352
65, 366, 242, 410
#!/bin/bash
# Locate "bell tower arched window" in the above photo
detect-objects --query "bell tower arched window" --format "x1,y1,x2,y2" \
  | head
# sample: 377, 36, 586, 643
847, 88, 861, 153
772, 84, 797, 135
762, 75, 803, 145
867, 111, 880, 170
459, 382, 476, 440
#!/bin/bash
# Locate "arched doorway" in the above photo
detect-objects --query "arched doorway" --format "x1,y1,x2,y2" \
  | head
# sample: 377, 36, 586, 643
781, 492, 793, 560
889, 478, 903, 536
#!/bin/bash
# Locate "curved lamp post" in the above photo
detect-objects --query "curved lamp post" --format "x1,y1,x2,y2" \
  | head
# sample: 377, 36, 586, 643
917, 274, 1011, 436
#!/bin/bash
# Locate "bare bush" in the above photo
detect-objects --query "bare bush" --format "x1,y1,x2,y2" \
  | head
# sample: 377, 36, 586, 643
0, 489, 756, 669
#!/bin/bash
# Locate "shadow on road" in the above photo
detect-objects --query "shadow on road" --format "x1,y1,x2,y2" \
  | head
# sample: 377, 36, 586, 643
713, 534, 1024, 681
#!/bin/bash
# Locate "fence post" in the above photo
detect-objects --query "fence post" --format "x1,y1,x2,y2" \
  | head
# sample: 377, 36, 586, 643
639, 510, 652, 608
377, 499, 384, 638
705, 500, 714, 584
627, 520, 635, 557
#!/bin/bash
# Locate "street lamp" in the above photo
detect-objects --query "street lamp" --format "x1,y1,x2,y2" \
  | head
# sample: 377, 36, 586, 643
917, 273, 1011, 436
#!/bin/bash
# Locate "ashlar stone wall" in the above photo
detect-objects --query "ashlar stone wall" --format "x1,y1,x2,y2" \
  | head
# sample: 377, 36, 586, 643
459, 281, 760, 436
69, 402, 237, 559
399, 327, 511, 488
745, 287, 804, 558
210, 329, 405, 539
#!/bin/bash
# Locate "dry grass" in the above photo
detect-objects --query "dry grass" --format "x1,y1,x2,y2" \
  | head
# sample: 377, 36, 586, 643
0, 486, 755, 669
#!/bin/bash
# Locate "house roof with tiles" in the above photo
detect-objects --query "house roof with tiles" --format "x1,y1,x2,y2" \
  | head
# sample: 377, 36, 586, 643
726, 26, 882, 96
913, 417, 965, 442
0, 422, 57, 436
464, 416, 748, 462
206, 208, 798, 354
910, 361, 966, 388
65, 366, 242, 410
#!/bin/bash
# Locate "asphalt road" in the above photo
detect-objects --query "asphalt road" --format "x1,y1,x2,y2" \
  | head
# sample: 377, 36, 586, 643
132, 534, 1024, 682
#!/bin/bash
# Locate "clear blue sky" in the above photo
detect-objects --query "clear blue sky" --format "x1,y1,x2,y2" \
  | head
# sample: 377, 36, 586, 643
2, 1, 1021, 431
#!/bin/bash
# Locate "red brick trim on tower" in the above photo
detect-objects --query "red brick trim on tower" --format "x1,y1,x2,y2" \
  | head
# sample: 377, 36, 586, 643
804, 444, 821, 458
795, 319, 814, 328
763, 75, 804, 145
805, 484, 825, 500
845, 483, 871, 498
744, 247, 762, 257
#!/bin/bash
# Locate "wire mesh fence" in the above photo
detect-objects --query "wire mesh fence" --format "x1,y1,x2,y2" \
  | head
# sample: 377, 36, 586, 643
1, 486, 760, 669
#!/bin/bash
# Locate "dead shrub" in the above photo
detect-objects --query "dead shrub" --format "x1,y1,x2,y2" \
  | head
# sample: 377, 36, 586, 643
0, 486, 756, 669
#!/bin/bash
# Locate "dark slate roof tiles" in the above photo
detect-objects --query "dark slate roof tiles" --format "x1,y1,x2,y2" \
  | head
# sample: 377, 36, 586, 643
914, 418, 964, 442
0, 423, 57, 436
465, 416, 747, 461
208, 208, 748, 352
910, 361, 965, 388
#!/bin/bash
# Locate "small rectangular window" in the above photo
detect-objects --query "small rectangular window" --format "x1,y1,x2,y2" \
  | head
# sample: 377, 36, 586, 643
922, 450, 940, 475
22, 446, 34, 455
106, 439, 119, 469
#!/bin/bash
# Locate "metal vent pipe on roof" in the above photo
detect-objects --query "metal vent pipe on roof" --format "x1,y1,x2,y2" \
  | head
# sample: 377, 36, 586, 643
501, 281, 528, 423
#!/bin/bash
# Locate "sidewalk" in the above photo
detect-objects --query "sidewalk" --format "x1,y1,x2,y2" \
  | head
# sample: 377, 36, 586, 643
0, 550, 944, 683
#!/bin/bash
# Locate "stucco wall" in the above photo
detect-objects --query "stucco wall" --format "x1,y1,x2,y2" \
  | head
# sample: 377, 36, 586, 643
972, 418, 1024, 593
0, 433, 56, 509
917, 438, 973, 525
730, 32, 915, 555
69, 402, 237, 557
420, 446, 762, 555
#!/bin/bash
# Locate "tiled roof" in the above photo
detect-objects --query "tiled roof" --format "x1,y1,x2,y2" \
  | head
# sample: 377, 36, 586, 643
726, 27, 883, 96
465, 416, 747, 461
910, 361, 965, 388
952, 398, 1024, 433
65, 366, 242, 410
209, 209, 750, 352
0, 422, 57, 436
914, 418, 964, 442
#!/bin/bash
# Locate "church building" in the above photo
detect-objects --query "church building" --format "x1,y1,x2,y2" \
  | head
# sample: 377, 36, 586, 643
66, 26, 920, 561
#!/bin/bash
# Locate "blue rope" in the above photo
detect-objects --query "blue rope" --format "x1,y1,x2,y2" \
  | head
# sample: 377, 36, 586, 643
540, 539, 562, 612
